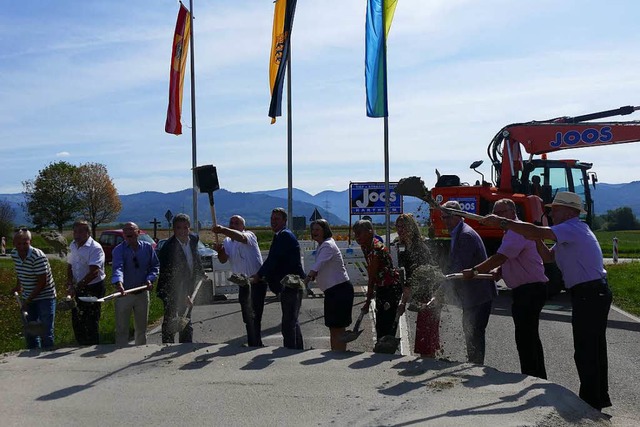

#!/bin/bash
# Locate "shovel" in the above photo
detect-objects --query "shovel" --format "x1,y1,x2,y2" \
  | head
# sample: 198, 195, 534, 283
167, 279, 204, 335
57, 295, 77, 311
445, 273, 495, 280
395, 176, 486, 221
340, 309, 367, 343
373, 309, 402, 354
78, 284, 149, 303
14, 292, 46, 337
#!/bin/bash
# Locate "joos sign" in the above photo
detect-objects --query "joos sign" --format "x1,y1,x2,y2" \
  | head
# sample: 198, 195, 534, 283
350, 182, 403, 215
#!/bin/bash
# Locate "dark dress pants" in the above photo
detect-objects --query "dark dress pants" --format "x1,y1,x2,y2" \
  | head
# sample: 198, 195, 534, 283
512, 282, 547, 379
72, 281, 105, 345
374, 285, 402, 339
462, 300, 492, 364
571, 280, 612, 410
240, 281, 267, 347
280, 286, 303, 350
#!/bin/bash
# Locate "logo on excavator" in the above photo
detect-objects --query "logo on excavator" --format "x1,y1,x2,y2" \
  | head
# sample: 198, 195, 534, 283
550, 126, 612, 148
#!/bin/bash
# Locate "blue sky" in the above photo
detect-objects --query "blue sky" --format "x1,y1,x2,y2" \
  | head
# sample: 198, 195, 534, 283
2, 0, 640, 196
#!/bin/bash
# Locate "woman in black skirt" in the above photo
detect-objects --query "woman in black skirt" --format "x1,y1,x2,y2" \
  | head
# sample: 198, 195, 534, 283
304, 219, 354, 351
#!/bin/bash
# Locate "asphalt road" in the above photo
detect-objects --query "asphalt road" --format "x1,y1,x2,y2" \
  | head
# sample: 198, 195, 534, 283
148, 283, 640, 426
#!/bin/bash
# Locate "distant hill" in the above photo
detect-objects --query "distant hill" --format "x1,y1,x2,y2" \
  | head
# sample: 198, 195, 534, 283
3, 181, 640, 229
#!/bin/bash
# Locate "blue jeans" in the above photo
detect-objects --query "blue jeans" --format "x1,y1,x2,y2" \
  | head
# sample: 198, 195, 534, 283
25, 298, 56, 349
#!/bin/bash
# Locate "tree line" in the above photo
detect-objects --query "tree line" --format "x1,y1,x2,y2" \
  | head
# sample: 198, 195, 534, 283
15, 161, 122, 237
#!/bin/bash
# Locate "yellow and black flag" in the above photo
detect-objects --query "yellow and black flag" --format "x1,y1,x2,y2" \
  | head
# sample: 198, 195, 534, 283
268, 0, 297, 124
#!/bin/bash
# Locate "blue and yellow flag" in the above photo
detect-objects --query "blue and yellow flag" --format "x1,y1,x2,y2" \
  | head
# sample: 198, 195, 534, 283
365, 0, 397, 118
268, 0, 297, 124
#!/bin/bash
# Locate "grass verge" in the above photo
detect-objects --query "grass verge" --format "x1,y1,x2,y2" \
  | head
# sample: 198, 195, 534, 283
0, 257, 164, 353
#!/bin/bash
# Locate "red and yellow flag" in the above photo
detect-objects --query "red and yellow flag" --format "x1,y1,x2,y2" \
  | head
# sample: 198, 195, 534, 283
165, 3, 191, 135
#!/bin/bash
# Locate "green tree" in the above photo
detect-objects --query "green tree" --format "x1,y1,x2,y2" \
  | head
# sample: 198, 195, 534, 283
23, 161, 82, 232
603, 206, 640, 231
0, 199, 15, 244
77, 163, 122, 237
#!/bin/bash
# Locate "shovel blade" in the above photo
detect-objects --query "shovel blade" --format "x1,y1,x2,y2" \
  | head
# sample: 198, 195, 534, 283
339, 328, 363, 343
24, 321, 47, 337
78, 296, 100, 303
373, 336, 400, 354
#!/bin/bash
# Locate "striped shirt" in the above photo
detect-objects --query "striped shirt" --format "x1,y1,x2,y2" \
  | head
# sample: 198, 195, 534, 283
11, 246, 57, 300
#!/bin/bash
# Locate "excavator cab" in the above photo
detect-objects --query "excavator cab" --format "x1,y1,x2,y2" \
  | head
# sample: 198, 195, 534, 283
520, 159, 593, 225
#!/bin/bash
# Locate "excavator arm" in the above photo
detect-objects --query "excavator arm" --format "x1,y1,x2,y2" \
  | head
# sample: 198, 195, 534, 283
489, 105, 640, 192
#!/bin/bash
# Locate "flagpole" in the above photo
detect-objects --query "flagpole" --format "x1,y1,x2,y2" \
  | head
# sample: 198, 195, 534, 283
287, 52, 293, 224
188, 0, 198, 231
382, 3, 391, 245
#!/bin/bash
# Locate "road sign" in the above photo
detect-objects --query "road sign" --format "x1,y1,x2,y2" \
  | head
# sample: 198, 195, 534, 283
349, 182, 402, 215
310, 208, 323, 221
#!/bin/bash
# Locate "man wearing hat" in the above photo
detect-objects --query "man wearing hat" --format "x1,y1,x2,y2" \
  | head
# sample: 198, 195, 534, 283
480, 191, 612, 411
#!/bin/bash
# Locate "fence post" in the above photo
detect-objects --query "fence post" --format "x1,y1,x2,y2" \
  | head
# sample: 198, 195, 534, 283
613, 237, 619, 264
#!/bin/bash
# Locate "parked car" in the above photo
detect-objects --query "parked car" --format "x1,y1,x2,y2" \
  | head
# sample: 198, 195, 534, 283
98, 229, 157, 263
154, 237, 216, 271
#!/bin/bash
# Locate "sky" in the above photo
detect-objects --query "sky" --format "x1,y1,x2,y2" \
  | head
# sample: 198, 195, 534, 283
2, 0, 640, 197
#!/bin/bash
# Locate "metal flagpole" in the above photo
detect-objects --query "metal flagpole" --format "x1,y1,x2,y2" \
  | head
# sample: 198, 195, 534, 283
382, 3, 391, 244
384, 117, 390, 244
287, 44, 293, 223
189, 0, 198, 231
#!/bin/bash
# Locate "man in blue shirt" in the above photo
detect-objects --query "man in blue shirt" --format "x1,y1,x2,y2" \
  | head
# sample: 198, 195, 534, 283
112, 222, 159, 346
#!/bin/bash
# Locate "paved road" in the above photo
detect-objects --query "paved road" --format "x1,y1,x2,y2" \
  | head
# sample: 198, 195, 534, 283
151, 284, 640, 427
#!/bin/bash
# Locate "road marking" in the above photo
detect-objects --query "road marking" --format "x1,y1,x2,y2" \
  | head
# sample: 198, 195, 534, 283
611, 305, 640, 323
399, 312, 411, 356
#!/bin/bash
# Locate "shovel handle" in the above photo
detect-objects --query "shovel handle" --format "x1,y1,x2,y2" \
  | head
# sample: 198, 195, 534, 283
445, 272, 495, 280
352, 309, 366, 331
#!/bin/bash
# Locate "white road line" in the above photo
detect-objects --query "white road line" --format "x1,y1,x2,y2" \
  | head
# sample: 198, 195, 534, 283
611, 305, 640, 323
399, 311, 411, 356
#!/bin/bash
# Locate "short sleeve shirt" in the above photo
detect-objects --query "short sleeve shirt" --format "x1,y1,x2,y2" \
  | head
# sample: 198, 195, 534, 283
497, 228, 548, 288
551, 217, 606, 288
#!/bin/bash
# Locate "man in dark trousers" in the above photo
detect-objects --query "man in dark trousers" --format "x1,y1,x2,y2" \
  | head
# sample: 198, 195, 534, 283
157, 213, 207, 343
462, 198, 548, 379
67, 220, 106, 345
481, 192, 612, 411
251, 207, 305, 350
442, 201, 497, 364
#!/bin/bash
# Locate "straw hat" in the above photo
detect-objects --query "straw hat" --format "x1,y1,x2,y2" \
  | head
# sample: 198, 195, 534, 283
546, 191, 586, 214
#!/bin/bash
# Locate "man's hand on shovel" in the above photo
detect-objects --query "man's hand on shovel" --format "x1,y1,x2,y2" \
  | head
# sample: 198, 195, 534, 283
115, 281, 126, 295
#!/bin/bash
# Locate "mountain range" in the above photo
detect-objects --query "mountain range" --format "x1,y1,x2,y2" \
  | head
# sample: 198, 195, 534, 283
2, 181, 640, 229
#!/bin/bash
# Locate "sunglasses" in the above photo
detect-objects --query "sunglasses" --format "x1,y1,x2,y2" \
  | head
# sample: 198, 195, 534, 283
14, 228, 29, 232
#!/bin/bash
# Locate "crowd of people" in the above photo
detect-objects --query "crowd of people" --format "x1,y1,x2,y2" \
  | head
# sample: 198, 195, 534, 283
8, 191, 612, 411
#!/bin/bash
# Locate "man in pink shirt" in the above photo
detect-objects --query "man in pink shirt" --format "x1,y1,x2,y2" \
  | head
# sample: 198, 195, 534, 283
462, 198, 548, 379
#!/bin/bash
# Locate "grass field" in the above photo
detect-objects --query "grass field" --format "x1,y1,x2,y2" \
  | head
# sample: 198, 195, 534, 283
594, 230, 640, 258
0, 257, 164, 354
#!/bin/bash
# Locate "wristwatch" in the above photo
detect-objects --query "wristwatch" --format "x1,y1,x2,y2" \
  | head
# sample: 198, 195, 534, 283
499, 219, 508, 230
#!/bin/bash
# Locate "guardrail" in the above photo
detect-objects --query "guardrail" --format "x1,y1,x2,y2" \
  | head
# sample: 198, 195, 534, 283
209, 241, 374, 298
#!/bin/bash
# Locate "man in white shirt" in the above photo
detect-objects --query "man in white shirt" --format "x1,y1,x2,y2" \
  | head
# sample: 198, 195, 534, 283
214, 215, 265, 346
67, 220, 106, 345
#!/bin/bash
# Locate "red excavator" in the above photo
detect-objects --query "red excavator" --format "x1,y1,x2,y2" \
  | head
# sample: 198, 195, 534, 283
425, 105, 640, 250
397, 105, 640, 292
